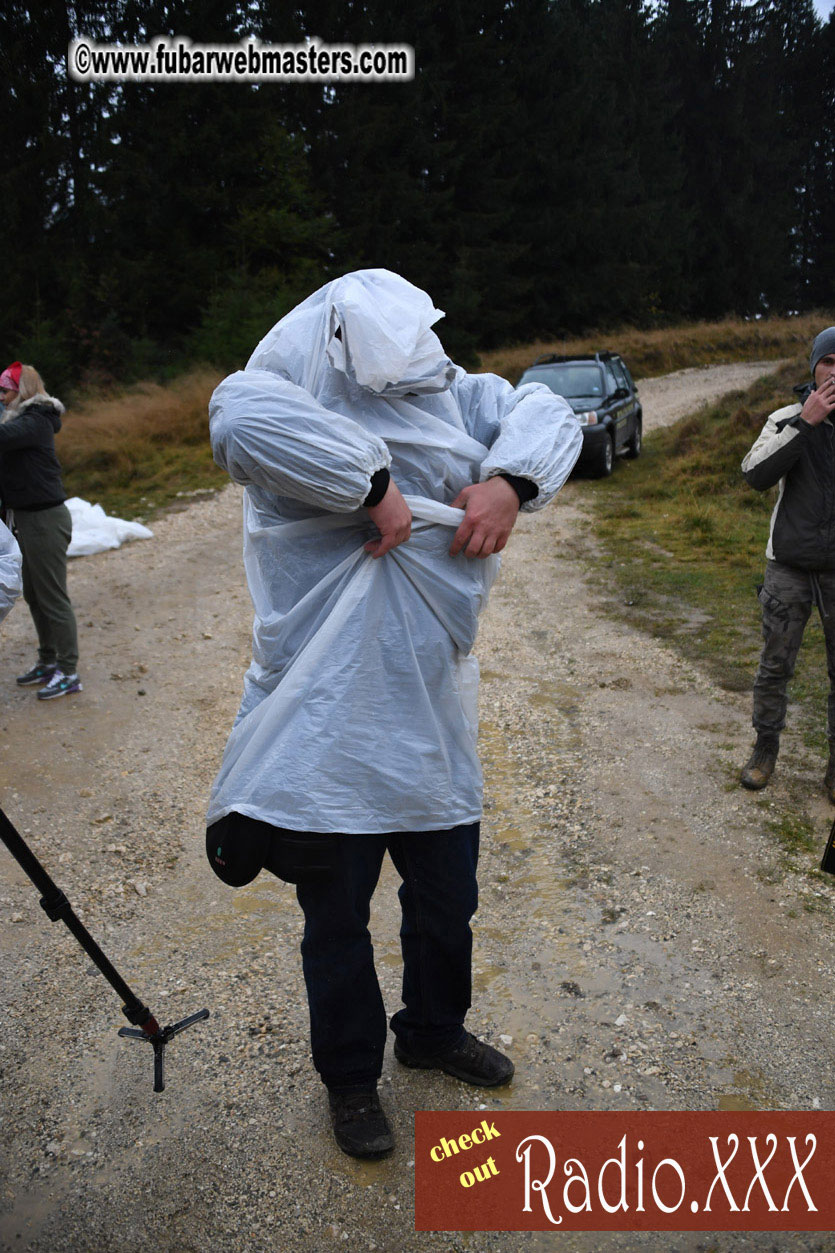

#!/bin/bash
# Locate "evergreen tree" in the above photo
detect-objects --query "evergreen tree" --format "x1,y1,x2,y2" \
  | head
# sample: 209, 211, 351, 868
79, 0, 332, 374
1, 0, 832, 385
802, 4, 835, 304
0, 0, 117, 386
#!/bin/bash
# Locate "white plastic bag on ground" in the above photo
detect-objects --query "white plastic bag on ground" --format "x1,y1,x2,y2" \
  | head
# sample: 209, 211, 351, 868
65, 497, 153, 557
207, 269, 582, 834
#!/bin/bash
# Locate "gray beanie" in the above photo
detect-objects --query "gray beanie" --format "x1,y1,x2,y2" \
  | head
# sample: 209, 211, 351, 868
811, 326, 835, 377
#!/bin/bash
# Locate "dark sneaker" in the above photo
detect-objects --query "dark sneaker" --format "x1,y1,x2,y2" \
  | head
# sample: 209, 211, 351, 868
394, 1031, 514, 1087
16, 663, 57, 687
740, 733, 779, 790
36, 670, 82, 701
327, 1088, 394, 1158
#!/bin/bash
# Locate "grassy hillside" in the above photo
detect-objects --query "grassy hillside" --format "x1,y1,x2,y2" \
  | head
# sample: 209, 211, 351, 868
56, 367, 225, 520
479, 312, 828, 384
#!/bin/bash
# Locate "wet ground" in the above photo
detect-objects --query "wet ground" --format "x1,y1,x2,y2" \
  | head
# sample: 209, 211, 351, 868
2, 361, 835, 1251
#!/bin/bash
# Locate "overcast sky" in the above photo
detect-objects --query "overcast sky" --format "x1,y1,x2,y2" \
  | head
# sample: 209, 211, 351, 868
815, 0, 833, 16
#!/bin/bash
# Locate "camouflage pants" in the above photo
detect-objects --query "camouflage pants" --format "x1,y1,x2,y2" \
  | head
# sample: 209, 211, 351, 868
752, 560, 835, 739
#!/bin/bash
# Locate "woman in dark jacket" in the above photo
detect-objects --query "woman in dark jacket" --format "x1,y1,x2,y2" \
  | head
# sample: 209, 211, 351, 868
0, 361, 81, 699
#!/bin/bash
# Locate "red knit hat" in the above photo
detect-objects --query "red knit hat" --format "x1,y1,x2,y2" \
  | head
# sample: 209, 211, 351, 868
0, 362, 22, 391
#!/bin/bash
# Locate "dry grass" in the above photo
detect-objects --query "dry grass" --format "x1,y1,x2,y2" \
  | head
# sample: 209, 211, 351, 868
479, 311, 833, 384
56, 366, 225, 519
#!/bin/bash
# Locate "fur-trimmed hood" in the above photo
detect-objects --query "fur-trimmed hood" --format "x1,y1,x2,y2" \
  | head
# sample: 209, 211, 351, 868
2, 392, 64, 430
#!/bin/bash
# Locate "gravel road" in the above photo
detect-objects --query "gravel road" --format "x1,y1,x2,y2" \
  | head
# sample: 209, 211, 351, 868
637, 360, 791, 434
2, 359, 834, 1253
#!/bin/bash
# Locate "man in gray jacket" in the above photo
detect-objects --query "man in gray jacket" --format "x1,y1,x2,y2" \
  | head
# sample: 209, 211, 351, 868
740, 326, 835, 792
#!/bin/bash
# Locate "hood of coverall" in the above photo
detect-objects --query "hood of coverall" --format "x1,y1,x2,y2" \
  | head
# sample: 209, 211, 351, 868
246, 269, 457, 399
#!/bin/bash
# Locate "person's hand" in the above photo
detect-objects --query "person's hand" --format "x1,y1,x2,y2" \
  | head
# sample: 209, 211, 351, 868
365, 480, 412, 558
449, 477, 521, 558
801, 376, 835, 426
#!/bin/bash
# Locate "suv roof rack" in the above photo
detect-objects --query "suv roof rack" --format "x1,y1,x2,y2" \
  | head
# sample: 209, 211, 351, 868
531, 351, 615, 366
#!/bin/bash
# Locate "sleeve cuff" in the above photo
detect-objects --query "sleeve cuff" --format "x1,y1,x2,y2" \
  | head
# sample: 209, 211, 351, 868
497, 472, 539, 504
363, 467, 391, 508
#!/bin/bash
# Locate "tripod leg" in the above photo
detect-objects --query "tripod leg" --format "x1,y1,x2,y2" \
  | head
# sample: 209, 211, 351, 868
154, 1039, 166, 1093
0, 806, 155, 1029
1, 806, 208, 1094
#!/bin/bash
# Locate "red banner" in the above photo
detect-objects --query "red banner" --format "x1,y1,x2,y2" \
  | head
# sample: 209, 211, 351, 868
414, 1111, 835, 1232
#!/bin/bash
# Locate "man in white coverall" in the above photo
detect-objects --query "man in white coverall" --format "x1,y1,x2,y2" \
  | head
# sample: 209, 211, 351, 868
207, 270, 581, 1157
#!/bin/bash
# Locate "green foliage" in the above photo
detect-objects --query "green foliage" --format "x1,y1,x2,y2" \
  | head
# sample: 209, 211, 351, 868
15, 317, 75, 398
768, 812, 817, 858
188, 274, 294, 371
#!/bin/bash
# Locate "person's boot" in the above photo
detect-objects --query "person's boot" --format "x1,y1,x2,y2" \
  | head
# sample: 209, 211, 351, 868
740, 733, 779, 790
327, 1088, 394, 1158
825, 740, 835, 805
394, 1031, 514, 1086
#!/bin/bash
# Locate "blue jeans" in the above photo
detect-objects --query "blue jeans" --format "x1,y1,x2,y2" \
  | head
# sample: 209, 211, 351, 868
295, 823, 479, 1092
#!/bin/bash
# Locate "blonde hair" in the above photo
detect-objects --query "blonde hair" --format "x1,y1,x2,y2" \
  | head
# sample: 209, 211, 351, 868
4, 364, 47, 412
17, 365, 46, 401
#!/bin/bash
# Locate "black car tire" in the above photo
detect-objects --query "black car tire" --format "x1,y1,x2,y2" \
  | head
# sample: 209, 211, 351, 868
624, 413, 642, 459
590, 432, 614, 478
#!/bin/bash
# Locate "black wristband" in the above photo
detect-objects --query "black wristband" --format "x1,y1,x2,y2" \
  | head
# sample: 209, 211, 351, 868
497, 473, 539, 504
363, 467, 391, 508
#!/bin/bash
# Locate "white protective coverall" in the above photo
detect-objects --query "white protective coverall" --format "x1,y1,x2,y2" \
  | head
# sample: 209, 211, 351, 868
0, 519, 21, 623
207, 270, 581, 834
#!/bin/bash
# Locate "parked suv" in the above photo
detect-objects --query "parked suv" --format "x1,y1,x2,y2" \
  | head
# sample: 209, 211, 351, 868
516, 352, 642, 477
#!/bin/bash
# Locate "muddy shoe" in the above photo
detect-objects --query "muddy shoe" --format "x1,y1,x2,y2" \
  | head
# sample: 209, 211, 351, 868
740, 733, 779, 790
327, 1088, 394, 1158
825, 743, 835, 804
394, 1031, 514, 1087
